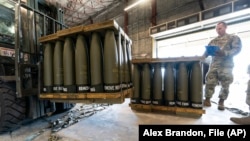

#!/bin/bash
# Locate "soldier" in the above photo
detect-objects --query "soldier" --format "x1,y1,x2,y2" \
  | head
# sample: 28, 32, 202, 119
230, 65, 250, 124
203, 21, 242, 110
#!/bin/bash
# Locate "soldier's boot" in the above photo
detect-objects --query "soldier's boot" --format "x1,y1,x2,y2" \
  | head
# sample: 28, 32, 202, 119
230, 116, 250, 125
218, 99, 225, 110
203, 98, 211, 107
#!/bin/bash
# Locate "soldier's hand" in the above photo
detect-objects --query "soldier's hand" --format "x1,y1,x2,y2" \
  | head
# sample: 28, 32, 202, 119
215, 49, 225, 56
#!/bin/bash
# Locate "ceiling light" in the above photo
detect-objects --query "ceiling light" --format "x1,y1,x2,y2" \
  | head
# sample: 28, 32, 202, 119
124, 0, 147, 11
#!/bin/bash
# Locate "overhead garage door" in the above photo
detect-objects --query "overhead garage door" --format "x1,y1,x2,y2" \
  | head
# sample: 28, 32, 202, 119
155, 20, 250, 84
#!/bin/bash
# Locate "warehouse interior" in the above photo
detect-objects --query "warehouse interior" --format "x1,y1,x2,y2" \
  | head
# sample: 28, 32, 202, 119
0, 0, 250, 140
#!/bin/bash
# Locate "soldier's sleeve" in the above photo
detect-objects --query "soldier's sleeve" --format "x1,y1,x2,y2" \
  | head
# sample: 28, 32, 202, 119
225, 35, 242, 56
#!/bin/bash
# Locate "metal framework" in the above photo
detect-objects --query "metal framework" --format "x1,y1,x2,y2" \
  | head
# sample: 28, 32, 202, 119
14, 2, 67, 97
45, 0, 121, 27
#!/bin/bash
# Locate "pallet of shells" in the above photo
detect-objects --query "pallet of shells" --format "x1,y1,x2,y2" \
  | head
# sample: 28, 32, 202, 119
129, 57, 206, 117
38, 20, 133, 104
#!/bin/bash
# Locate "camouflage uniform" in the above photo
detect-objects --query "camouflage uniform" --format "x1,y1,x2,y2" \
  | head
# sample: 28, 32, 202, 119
205, 33, 242, 100
230, 64, 250, 124
246, 65, 250, 107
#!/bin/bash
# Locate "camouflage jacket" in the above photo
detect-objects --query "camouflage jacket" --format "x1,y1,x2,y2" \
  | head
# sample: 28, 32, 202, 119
208, 33, 242, 68
248, 64, 250, 74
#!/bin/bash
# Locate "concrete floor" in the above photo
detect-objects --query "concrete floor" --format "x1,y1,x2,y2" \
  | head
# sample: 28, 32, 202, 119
0, 83, 249, 141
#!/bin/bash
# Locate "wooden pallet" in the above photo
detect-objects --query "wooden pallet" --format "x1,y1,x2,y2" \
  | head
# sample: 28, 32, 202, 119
39, 88, 132, 104
129, 103, 205, 117
132, 56, 204, 64
39, 20, 131, 43
38, 33, 59, 43
56, 25, 85, 37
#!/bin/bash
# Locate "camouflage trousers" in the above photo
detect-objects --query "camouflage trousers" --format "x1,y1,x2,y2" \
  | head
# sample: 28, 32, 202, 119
204, 67, 233, 100
246, 80, 250, 106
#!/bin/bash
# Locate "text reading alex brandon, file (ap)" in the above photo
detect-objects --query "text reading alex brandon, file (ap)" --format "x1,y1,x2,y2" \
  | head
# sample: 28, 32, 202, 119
139, 125, 249, 140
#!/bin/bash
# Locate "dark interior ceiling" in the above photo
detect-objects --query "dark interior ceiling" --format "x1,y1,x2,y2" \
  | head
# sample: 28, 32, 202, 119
45, 0, 124, 27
